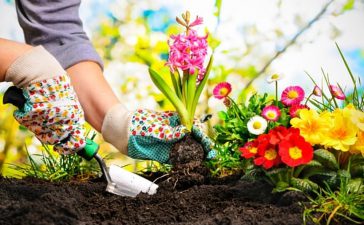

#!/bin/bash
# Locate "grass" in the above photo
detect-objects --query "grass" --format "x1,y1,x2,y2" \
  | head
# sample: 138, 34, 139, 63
303, 176, 364, 225
10, 144, 101, 181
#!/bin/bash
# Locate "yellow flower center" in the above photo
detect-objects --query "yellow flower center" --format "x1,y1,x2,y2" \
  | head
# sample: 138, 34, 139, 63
264, 149, 277, 160
287, 90, 298, 99
332, 128, 348, 139
249, 147, 258, 154
289, 147, 302, 160
253, 121, 262, 129
267, 111, 276, 119
271, 74, 279, 79
219, 87, 229, 96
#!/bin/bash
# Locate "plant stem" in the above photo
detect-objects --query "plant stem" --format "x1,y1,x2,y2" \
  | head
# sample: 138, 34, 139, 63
305, 93, 313, 105
275, 81, 278, 106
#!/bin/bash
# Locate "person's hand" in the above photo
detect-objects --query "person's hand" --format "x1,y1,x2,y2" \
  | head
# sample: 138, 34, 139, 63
3, 46, 86, 154
126, 109, 215, 163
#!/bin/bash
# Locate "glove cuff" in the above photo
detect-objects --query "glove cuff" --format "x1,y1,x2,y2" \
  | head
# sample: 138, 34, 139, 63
101, 103, 131, 154
5, 46, 65, 88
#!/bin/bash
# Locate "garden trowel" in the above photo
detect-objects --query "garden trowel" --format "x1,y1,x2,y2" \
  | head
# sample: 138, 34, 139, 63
3, 86, 158, 197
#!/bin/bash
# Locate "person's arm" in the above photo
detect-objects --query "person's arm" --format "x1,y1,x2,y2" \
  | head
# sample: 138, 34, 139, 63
0, 38, 32, 81
15, 0, 120, 132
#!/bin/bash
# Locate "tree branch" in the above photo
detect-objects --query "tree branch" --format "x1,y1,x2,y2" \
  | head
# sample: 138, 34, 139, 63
243, 0, 335, 90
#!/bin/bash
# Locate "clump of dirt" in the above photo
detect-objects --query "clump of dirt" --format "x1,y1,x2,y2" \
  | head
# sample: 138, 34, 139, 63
169, 134, 204, 167
167, 134, 209, 190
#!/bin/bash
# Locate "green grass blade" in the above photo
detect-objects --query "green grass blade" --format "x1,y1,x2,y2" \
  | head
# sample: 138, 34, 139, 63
335, 42, 358, 104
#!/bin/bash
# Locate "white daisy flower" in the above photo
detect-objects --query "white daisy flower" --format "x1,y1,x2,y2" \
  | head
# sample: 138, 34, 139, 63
266, 73, 283, 83
247, 115, 268, 135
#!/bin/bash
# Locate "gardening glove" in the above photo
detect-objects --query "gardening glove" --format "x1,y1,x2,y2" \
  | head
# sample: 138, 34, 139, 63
3, 46, 86, 154
102, 105, 216, 163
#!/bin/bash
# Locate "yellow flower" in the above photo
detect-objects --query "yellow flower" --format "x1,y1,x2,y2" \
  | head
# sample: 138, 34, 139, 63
290, 109, 331, 145
350, 109, 364, 131
322, 108, 358, 152
351, 130, 364, 156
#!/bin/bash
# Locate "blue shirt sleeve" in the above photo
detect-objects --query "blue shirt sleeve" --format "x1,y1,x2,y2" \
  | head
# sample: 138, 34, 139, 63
15, 0, 104, 70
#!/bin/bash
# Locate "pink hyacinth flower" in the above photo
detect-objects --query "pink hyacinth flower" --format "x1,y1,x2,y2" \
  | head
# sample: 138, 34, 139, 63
281, 86, 305, 106
313, 86, 322, 97
189, 16, 204, 27
166, 29, 208, 79
261, 105, 281, 122
329, 84, 346, 100
213, 82, 232, 99
289, 104, 309, 118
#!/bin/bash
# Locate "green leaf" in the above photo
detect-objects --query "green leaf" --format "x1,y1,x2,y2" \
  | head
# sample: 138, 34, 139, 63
218, 111, 228, 120
273, 181, 290, 193
170, 70, 182, 99
149, 68, 190, 128
190, 55, 214, 121
347, 178, 364, 193
187, 69, 198, 119
342, 0, 355, 12
351, 164, 364, 178
291, 177, 319, 192
314, 149, 339, 170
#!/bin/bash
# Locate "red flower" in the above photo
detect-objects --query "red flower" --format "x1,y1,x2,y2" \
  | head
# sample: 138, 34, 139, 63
254, 146, 281, 169
278, 134, 313, 167
268, 126, 300, 144
240, 140, 259, 159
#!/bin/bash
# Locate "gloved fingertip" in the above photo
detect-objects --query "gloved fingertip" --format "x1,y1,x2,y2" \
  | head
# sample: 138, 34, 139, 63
206, 149, 217, 159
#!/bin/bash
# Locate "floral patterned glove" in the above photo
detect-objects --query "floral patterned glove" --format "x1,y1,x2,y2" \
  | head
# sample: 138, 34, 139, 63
4, 46, 86, 154
11, 75, 86, 154
127, 109, 215, 163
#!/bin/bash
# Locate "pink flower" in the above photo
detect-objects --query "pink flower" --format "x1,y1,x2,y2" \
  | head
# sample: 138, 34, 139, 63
281, 86, 305, 106
189, 16, 203, 27
166, 29, 208, 78
313, 86, 322, 97
213, 82, 232, 99
289, 104, 309, 118
261, 105, 281, 121
329, 85, 345, 100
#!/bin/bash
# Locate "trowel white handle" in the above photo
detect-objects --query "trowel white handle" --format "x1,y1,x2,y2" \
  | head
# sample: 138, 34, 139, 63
109, 165, 159, 195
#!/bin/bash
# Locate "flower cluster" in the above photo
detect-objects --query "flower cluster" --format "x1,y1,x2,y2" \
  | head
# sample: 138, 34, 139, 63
213, 47, 363, 195
240, 126, 313, 169
213, 73, 355, 170
291, 105, 364, 154
166, 14, 208, 80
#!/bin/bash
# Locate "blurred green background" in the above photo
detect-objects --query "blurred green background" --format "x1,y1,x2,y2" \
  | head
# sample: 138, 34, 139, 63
0, 0, 363, 177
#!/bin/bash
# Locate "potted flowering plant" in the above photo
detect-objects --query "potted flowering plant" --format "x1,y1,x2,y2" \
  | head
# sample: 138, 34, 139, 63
212, 44, 364, 193
148, 11, 213, 131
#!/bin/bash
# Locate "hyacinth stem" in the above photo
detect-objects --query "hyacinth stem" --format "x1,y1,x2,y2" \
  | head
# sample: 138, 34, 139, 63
187, 70, 197, 125
149, 68, 191, 129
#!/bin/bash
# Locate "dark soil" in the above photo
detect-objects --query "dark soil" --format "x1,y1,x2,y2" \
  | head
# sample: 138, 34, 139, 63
1, 135, 357, 225
0, 174, 312, 225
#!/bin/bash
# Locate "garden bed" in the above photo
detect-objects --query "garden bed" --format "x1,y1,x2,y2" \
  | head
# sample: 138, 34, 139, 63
0, 175, 312, 225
